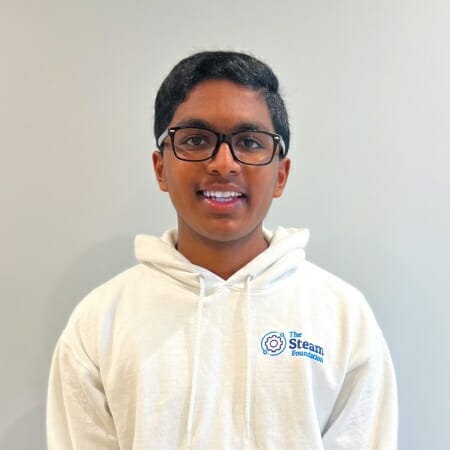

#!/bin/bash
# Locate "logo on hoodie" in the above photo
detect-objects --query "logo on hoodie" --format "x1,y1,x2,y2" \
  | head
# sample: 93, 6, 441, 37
260, 331, 287, 356
260, 330, 324, 363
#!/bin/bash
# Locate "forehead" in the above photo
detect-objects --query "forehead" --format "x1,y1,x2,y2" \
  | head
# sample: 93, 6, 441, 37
169, 79, 274, 132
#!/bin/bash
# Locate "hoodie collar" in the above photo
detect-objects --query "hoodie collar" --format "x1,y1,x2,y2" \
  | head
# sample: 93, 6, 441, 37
135, 226, 309, 293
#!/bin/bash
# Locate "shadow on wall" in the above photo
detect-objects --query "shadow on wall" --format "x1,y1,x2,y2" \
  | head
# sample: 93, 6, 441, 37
0, 402, 46, 450
21, 235, 137, 450
45, 234, 136, 354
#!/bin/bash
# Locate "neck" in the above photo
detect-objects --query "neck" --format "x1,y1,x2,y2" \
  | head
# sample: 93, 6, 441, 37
176, 227, 268, 280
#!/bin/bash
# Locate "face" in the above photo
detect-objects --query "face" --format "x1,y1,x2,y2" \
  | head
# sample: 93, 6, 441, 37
152, 79, 290, 247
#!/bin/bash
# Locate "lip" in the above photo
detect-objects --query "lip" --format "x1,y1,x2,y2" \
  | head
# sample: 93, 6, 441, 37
198, 184, 246, 195
197, 187, 246, 212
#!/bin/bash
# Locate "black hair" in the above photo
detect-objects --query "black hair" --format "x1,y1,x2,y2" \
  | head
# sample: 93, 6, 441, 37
154, 51, 290, 155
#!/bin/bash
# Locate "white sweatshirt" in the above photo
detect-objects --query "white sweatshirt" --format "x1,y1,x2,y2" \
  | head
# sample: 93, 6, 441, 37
47, 227, 398, 450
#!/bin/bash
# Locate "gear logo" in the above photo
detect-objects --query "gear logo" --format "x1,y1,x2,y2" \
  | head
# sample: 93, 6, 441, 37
260, 331, 287, 356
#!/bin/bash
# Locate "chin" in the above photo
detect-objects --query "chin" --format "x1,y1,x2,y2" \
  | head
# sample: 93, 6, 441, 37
198, 223, 262, 244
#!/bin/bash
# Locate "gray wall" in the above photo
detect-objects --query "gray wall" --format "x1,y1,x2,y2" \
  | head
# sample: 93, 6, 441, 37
2, 1, 449, 449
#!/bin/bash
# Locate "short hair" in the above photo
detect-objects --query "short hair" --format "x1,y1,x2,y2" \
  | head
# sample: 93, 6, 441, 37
154, 51, 290, 156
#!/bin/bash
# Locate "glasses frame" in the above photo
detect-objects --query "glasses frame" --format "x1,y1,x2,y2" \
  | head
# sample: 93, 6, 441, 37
157, 126, 287, 166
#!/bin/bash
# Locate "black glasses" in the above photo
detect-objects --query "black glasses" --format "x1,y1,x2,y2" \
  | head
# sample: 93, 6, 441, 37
157, 126, 286, 166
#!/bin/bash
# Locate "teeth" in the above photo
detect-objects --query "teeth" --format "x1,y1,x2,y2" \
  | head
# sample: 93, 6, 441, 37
202, 191, 243, 202
203, 191, 243, 198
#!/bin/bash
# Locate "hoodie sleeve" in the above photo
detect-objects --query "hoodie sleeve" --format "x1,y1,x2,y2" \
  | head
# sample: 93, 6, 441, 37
321, 331, 398, 450
47, 337, 119, 450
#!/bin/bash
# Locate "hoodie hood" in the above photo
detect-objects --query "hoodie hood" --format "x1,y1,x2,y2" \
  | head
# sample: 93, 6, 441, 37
135, 226, 310, 293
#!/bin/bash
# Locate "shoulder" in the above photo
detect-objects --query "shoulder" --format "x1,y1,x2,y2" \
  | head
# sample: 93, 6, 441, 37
296, 260, 384, 361
299, 260, 373, 312
70, 264, 150, 318
58, 264, 155, 359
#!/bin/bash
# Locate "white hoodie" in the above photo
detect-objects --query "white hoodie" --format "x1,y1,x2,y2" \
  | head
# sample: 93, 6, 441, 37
47, 227, 398, 450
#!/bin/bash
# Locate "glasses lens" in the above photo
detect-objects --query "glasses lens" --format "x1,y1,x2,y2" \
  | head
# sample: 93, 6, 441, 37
231, 131, 275, 164
173, 128, 217, 160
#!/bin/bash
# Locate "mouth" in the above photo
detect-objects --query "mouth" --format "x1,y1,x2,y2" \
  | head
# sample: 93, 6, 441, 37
198, 191, 246, 204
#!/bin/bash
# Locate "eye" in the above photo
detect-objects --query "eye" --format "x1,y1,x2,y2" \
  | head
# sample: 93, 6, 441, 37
180, 134, 210, 147
175, 128, 215, 149
234, 132, 267, 151
241, 137, 262, 149
183, 135, 207, 146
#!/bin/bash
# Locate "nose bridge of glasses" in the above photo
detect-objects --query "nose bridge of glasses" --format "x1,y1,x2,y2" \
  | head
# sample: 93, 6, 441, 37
211, 133, 239, 162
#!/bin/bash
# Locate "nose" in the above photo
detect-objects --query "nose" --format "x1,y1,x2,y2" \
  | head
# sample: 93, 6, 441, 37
206, 141, 242, 176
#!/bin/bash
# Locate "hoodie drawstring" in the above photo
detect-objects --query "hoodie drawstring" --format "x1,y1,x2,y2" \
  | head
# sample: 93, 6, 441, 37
244, 275, 253, 448
186, 275, 205, 449
187, 275, 254, 449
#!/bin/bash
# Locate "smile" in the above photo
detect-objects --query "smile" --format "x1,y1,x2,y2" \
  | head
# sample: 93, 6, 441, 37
200, 190, 245, 203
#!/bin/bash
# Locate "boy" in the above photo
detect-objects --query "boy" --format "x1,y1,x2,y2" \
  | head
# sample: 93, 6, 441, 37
47, 51, 398, 449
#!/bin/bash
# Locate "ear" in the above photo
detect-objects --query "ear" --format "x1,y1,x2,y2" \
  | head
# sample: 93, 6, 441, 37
152, 150, 168, 192
273, 157, 291, 198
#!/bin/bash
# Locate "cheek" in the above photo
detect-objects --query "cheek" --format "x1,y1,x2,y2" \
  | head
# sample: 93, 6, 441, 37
267, 168, 283, 193
249, 172, 280, 206
164, 164, 198, 198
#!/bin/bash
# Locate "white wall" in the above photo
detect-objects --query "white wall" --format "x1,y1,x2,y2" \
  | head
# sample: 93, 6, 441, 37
1, 1, 449, 449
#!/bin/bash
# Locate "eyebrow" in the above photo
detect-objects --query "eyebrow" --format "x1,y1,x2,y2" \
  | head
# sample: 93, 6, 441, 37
173, 118, 272, 133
